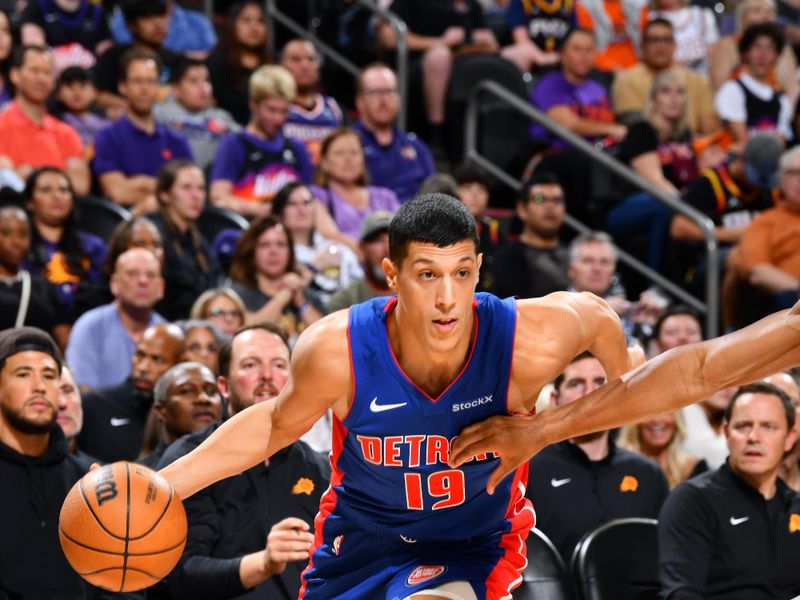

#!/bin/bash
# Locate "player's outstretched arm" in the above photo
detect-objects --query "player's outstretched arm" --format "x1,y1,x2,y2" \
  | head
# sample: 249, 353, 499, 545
160, 313, 351, 500
450, 303, 800, 493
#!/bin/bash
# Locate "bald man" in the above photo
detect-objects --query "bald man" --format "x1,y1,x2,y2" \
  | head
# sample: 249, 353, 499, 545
66, 247, 166, 388
78, 322, 185, 463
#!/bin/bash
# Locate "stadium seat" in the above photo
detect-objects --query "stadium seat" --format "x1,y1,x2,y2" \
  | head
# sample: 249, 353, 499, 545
571, 518, 660, 600
74, 196, 132, 242
515, 527, 575, 600
446, 53, 528, 170
197, 204, 249, 244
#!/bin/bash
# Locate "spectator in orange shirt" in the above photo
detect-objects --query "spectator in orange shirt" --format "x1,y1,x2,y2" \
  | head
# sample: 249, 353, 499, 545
576, 0, 641, 71
736, 145, 800, 316
0, 45, 89, 196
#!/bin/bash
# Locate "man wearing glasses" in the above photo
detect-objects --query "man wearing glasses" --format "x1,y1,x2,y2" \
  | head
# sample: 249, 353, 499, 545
491, 171, 570, 299
353, 63, 435, 203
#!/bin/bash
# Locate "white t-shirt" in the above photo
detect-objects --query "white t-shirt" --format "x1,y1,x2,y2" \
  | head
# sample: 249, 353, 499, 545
714, 72, 793, 140
648, 6, 719, 74
681, 402, 729, 469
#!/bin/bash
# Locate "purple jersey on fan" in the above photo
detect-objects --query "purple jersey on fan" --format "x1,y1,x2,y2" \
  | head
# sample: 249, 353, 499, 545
284, 94, 344, 164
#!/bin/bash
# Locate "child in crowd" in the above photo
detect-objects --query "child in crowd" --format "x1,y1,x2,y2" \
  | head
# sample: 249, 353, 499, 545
55, 66, 110, 156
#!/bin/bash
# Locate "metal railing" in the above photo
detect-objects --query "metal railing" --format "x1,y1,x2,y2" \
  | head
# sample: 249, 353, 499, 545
465, 80, 719, 337
263, 0, 409, 130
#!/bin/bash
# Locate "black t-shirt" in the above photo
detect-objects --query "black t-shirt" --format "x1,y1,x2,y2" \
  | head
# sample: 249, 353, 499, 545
491, 241, 570, 299
617, 120, 698, 191
682, 165, 775, 227
205, 45, 254, 126
0, 272, 68, 333
20, 0, 110, 52
94, 43, 183, 95
389, 0, 486, 42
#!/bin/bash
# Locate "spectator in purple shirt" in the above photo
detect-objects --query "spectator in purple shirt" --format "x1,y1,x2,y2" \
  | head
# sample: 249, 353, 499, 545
210, 64, 314, 219
311, 127, 400, 243
93, 47, 193, 216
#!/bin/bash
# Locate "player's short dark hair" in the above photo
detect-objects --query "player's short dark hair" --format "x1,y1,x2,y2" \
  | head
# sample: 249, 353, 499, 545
218, 323, 290, 378
118, 47, 162, 83
122, 0, 168, 24
388, 193, 479, 266
552, 351, 595, 390
170, 58, 207, 84
739, 22, 785, 56
11, 44, 50, 70
652, 304, 703, 341
725, 381, 796, 430
59, 66, 93, 87
519, 171, 562, 204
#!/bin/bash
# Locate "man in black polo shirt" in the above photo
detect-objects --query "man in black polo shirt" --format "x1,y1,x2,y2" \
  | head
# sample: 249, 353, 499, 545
157, 323, 329, 599
525, 352, 669, 561
77, 321, 184, 463
658, 381, 800, 600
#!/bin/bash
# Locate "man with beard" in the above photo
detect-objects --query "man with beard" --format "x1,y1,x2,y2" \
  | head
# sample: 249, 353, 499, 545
156, 323, 329, 600
491, 171, 571, 299
77, 322, 185, 463
0, 327, 95, 597
327, 210, 394, 312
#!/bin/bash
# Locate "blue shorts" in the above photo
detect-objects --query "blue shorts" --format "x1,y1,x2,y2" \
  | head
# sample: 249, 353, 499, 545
298, 509, 532, 600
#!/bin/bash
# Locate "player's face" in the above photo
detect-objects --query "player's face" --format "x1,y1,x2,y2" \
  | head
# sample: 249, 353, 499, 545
57, 368, 83, 440
222, 329, 290, 415
637, 412, 677, 453
0, 351, 59, 435
386, 240, 481, 353
725, 393, 797, 481
174, 65, 213, 112
182, 327, 219, 374
131, 330, 184, 395
28, 171, 73, 228
567, 241, 615, 296
161, 165, 206, 226
552, 357, 606, 407
656, 314, 702, 352
159, 365, 222, 439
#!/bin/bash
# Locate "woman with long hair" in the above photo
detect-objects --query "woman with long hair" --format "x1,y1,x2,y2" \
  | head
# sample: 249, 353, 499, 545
147, 159, 221, 320
190, 287, 247, 340
311, 127, 400, 243
23, 167, 107, 313
0, 9, 13, 111
619, 411, 706, 488
272, 181, 363, 309
206, 0, 270, 125
228, 215, 322, 338
605, 70, 699, 270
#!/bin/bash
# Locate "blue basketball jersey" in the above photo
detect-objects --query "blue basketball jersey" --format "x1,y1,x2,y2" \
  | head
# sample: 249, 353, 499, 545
323, 292, 527, 542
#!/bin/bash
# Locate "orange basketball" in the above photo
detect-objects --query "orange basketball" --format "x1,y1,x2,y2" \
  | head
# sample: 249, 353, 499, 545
58, 462, 187, 592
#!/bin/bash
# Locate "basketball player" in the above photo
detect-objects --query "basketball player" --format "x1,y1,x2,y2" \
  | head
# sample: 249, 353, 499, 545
160, 193, 800, 599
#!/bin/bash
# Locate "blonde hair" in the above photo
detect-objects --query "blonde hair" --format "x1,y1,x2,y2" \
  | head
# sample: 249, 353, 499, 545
644, 69, 688, 140
618, 410, 692, 489
736, 0, 776, 32
249, 64, 296, 103
190, 288, 247, 321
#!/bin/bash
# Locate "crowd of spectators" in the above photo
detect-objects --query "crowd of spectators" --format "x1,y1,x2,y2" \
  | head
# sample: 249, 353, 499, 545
0, 0, 799, 598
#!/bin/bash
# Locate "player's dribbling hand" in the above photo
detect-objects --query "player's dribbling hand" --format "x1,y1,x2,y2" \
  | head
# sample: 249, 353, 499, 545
263, 517, 314, 575
449, 413, 543, 495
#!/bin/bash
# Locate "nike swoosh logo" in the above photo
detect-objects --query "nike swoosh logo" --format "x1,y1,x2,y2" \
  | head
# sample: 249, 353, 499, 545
369, 397, 407, 413
551, 477, 572, 488
110, 417, 130, 427
730, 516, 750, 526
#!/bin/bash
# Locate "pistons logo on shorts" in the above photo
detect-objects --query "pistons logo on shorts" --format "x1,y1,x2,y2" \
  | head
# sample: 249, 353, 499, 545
406, 565, 446, 587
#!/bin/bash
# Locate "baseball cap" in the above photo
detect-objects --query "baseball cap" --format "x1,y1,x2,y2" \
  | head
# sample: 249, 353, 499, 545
743, 132, 782, 189
0, 327, 62, 372
360, 211, 393, 242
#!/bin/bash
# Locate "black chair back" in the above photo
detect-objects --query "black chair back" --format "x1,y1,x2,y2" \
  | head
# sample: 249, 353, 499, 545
572, 518, 660, 600
196, 205, 249, 244
514, 528, 574, 600
74, 196, 132, 242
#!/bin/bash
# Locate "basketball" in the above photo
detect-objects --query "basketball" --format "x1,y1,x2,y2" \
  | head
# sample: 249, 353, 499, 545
58, 462, 187, 592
